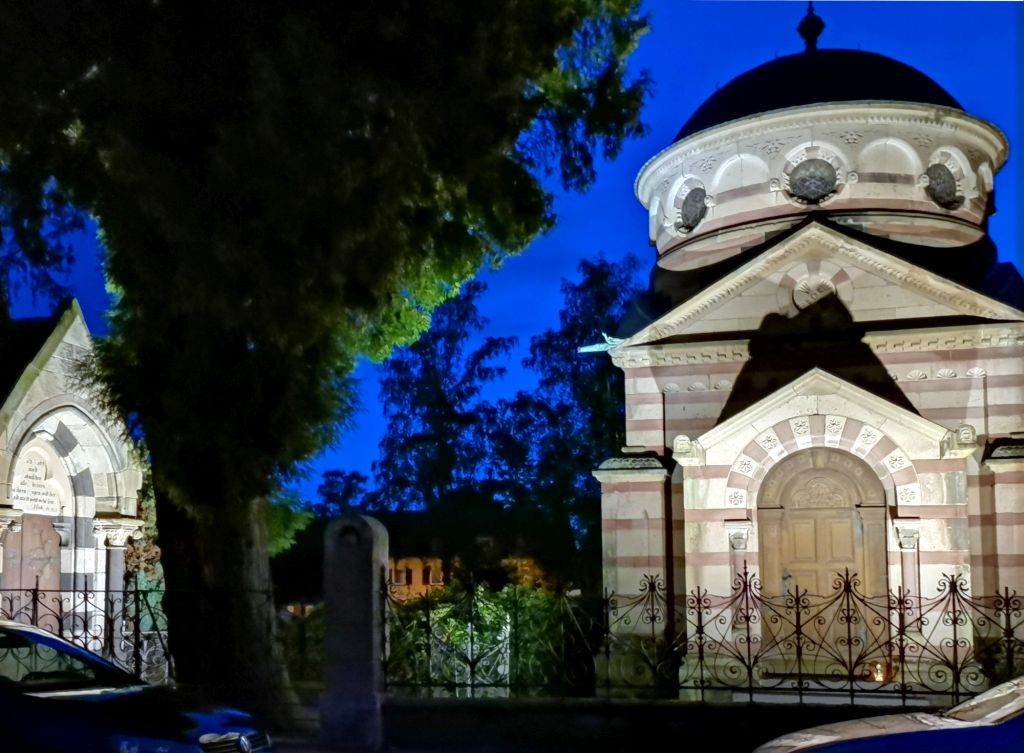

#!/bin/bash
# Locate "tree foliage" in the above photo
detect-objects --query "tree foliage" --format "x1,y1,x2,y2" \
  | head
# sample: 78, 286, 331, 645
498, 255, 642, 586
315, 469, 369, 517
328, 256, 642, 589
265, 490, 315, 558
0, 0, 648, 716
371, 280, 515, 512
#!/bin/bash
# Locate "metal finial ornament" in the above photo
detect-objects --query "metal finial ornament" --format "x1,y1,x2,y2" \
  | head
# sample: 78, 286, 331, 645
798, 1, 825, 52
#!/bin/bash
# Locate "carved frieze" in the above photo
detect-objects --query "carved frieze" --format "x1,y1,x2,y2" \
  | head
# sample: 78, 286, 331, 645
613, 323, 1024, 369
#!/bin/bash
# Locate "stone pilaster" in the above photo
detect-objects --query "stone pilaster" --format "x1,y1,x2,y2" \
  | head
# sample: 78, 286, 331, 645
594, 455, 671, 601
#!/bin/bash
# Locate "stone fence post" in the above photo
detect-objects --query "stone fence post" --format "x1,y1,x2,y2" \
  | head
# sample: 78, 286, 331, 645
320, 514, 389, 750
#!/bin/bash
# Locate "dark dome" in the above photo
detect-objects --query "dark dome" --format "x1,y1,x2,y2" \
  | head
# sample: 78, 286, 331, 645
675, 49, 962, 142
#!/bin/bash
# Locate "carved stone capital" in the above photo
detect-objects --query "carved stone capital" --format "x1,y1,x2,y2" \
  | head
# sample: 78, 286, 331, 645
52, 520, 73, 547
93, 518, 145, 548
894, 519, 921, 551
725, 520, 753, 551
0, 509, 24, 539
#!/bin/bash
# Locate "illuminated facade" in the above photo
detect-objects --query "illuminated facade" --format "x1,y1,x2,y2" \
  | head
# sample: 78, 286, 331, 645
596, 9, 1023, 621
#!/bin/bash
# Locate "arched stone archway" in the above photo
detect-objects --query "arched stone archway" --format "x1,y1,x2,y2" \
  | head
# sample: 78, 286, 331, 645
4, 404, 140, 595
755, 448, 893, 673
758, 448, 888, 602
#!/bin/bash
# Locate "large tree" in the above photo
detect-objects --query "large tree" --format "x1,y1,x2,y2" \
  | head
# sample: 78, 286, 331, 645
0, 1, 648, 718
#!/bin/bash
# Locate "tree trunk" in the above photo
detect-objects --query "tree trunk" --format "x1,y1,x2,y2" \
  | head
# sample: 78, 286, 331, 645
154, 487, 298, 728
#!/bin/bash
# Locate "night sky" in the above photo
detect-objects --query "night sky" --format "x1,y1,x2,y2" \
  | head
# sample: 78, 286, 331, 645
13, 1, 1022, 504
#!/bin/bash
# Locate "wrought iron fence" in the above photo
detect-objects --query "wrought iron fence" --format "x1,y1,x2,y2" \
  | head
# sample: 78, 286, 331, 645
0, 581, 170, 683
382, 568, 1024, 706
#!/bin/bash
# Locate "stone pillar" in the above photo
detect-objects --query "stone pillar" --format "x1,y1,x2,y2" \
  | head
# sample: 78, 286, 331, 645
321, 515, 389, 751
895, 519, 921, 621
725, 520, 753, 583
593, 454, 671, 602
94, 522, 138, 593
0, 510, 23, 588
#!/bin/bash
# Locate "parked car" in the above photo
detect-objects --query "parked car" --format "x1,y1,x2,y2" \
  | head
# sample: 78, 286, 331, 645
754, 675, 1024, 752
0, 620, 272, 753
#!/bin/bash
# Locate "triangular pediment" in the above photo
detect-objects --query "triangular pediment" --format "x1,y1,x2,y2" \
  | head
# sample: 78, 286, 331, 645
0, 300, 92, 428
694, 367, 954, 465
621, 222, 1024, 347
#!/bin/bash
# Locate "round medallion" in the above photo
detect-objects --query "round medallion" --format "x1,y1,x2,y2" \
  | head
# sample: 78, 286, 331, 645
924, 163, 961, 209
788, 158, 837, 203
677, 187, 708, 231
793, 275, 837, 309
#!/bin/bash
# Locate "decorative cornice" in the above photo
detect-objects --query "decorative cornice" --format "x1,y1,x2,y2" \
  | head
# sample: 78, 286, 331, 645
990, 445, 1024, 460
636, 103, 1007, 205
593, 455, 669, 483
614, 323, 1024, 369
864, 324, 1024, 353
613, 342, 749, 369
597, 457, 667, 471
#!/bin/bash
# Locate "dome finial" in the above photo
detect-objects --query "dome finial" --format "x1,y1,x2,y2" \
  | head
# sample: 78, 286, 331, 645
798, 1, 825, 52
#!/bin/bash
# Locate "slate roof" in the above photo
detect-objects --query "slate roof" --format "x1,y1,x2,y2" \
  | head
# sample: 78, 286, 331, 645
675, 49, 962, 142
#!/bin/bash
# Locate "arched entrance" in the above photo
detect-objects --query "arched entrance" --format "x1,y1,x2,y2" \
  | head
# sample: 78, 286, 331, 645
758, 448, 888, 601
756, 449, 891, 676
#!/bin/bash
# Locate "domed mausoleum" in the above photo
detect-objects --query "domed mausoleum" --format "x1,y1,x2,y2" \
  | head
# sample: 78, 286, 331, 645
594, 6, 1024, 697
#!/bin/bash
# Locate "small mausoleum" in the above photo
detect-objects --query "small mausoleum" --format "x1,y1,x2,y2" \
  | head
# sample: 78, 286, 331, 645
0, 300, 144, 617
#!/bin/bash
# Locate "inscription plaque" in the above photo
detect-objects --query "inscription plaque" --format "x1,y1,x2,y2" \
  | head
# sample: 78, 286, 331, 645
11, 455, 64, 516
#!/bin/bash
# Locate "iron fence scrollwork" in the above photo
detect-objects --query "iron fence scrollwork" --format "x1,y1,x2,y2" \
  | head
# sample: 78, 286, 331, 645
0, 577, 170, 683
381, 567, 1024, 705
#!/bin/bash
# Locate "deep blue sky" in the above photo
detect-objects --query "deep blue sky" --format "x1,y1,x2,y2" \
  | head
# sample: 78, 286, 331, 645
14, 1, 1022, 504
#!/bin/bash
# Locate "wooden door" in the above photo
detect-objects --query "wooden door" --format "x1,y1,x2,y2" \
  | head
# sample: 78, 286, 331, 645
781, 505, 860, 597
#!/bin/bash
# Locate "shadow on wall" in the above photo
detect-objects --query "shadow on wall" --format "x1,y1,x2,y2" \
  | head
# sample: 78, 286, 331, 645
719, 293, 918, 422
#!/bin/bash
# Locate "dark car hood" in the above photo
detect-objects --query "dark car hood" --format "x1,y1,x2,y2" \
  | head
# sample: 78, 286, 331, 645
15, 683, 261, 748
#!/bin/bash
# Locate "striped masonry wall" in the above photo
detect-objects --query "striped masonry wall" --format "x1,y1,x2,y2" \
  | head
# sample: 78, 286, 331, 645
605, 335, 1024, 606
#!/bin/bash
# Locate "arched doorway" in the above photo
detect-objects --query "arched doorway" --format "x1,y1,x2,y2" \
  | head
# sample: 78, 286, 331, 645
758, 448, 887, 599
753, 446, 888, 663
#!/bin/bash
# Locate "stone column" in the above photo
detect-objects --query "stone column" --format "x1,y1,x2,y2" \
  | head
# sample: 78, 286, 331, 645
94, 523, 137, 593
93, 521, 140, 656
725, 520, 753, 583
895, 519, 921, 621
0, 510, 23, 588
321, 514, 389, 751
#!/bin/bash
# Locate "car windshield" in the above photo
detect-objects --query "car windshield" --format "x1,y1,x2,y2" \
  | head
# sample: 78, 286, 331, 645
942, 676, 1024, 723
0, 626, 141, 691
